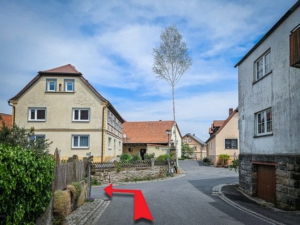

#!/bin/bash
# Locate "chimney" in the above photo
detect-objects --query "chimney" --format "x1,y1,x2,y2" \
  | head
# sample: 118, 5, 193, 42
193, 134, 195, 136
229, 108, 233, 116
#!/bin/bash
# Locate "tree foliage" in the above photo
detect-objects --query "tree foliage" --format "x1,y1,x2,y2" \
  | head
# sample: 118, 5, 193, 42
153, 25, 192, 120
153, 25, 192, 89
0, 120, 51, 157
181, 143, 194, 157
0, 144, 55, 224
0, 121, 55, 224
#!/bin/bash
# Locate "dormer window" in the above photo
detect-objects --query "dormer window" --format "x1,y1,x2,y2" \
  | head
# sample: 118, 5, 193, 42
64, 79, 74, 92
46, 79, 56, 91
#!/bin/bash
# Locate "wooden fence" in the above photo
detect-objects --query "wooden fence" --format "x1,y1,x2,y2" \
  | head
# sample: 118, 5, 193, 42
53, 161, 87, 191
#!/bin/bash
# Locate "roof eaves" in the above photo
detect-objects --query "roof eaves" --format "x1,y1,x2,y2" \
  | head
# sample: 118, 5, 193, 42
234, 1, 300, 68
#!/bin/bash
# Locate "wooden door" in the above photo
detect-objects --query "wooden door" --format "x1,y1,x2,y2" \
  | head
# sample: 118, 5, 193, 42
257, 165, 276, 203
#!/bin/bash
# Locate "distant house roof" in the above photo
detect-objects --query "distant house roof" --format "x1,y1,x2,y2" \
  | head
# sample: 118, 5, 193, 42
234, 1, 300, 67
8, 64, 125, 123
123, 121, 182, 144
206, 108, 238, 143
0, 113, 12, 128
209, 120, 225, 134
183, 133, 206, 146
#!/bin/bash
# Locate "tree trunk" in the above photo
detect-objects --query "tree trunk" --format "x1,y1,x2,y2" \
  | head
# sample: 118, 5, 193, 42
172, 85, 179, 168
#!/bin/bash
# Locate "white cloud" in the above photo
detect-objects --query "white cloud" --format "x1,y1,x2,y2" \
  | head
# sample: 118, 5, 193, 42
0, 0, 297, 141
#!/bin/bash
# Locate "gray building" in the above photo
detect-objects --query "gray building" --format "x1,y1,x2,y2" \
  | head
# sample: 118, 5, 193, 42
235, 1, 300, 210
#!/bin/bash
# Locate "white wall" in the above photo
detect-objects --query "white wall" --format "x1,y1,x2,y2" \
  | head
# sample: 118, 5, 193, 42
238, 7, 300, 155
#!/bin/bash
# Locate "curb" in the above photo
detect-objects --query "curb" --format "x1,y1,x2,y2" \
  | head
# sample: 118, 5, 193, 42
212, 184, 285, 225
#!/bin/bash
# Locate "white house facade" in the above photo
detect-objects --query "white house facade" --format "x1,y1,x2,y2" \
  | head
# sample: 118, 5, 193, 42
235, 1, 300, 210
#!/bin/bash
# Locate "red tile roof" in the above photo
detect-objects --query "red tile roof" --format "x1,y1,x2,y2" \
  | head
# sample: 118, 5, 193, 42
8, 64, 125, 122
206, 108, 238, 143
123, 121, 176, 144
39, 64, 81, 74
0, 113, 12, 128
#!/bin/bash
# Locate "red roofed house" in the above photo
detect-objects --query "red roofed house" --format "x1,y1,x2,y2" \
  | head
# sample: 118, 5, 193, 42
0, 113, 12, 128
206, 108, 239, 166
122, 121, 182, 159
8, 64, 125, 162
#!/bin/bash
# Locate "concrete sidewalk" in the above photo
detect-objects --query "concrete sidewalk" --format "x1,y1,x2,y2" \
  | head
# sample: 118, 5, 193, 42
214, 183, 300, 225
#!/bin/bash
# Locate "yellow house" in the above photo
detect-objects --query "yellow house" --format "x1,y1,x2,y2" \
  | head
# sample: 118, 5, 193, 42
206, 108, 239, 166
182, 133, 206, 160
8, 64, 125, 162
122, 121, 182, 159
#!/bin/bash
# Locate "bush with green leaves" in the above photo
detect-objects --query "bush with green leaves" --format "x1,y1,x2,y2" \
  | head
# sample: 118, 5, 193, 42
155, 154, 171, 161
0, 144, 55, 224
144, 153, 155, 160
203, 157, 210, 163
131, 153, 142, 161
181, 143, 194, 157
120, 153, 132, 162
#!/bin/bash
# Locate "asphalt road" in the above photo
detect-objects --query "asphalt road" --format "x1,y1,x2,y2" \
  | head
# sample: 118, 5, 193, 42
91, 160, 272, 225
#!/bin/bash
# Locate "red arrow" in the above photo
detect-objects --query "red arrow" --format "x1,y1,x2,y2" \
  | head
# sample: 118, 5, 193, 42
104, 183, 153, 221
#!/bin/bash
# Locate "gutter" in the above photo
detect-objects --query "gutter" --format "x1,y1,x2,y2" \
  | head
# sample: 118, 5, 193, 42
7, 101, 15, 124
101, 103, 109, 162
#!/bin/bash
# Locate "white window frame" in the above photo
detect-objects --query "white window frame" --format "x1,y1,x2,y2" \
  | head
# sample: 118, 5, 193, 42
64, 79, 75, 92
255, 50, 271, 81
255, 108, 272, 135
72, 135, 89, 148
72, 108, 90, 122
28, 108, 46, 121
46, 79, 57, 91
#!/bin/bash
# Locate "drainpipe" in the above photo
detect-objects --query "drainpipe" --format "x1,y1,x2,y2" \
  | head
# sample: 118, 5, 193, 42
7, 101, 15, 124
101, 103, 109, 162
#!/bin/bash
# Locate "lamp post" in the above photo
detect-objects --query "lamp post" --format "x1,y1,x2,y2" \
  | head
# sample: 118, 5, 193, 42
166, 129, 171, 175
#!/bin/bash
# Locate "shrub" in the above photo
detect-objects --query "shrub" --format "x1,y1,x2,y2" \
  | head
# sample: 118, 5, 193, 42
144, 153, 155, 160
120, 153, 132, 162
0, 144, 55, 224
230, 159, 239, 172
131, 153, 141, 161
91, 179, 101, 186
71, 182, 82, 200
155, 154, 170, 161
203, 157, 210, 163
218, 154, 230, 166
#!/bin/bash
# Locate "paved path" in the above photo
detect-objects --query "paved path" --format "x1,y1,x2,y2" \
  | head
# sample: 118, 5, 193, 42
67, 160, 300, 224
89, 160, 271, 225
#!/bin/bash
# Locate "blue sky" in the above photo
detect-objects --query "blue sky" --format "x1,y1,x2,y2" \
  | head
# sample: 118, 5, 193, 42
0, 0, 297, 141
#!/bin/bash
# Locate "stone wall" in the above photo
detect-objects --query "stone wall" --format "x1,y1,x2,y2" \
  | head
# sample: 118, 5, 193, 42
92, 165, 168, 185
239, 154, 300, 210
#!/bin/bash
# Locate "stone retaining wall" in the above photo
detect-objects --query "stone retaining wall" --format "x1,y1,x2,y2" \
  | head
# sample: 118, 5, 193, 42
92, 165, 168, 184
239, 154, 300, 210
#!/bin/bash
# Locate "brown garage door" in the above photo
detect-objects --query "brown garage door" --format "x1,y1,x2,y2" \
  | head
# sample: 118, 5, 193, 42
257, 165, 276, 203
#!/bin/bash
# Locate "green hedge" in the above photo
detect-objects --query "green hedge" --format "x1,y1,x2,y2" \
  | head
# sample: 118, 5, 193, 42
0, 144, 55, 224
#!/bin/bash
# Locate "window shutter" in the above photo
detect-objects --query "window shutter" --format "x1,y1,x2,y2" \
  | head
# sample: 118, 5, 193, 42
290, 24, 300, 68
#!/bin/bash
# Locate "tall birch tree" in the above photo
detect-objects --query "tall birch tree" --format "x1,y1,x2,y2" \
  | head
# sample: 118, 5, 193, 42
153, 25, 192, 166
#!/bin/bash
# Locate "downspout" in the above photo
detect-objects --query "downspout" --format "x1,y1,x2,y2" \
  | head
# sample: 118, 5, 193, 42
7, 101, 15, 124
101, 103, 109, 162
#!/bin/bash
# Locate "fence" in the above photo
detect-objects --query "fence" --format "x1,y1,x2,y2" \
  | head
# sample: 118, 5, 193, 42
92, 159, 168, 169
53, 161, 87, 191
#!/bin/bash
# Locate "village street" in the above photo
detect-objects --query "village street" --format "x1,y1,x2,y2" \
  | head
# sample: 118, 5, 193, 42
91, 160, 271, 225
